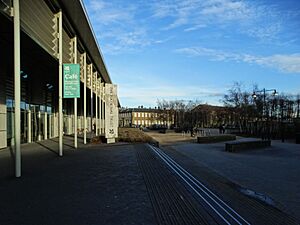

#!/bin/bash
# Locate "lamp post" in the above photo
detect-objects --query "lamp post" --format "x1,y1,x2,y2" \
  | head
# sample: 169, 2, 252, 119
252, 89, 278, 140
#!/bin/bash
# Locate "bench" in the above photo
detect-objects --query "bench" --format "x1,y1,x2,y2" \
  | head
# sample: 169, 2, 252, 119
225, 140, 271, 152
197, 135, 236, 144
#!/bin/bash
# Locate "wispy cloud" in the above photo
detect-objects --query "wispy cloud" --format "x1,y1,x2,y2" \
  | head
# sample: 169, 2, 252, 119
85, 0, 147, 54
84, 0, 297, 54
85, 0, 173, 54
175, 47, 300, 73
86, 0, 135, 25
150, 0, 286, 41
184, 24, 207, 32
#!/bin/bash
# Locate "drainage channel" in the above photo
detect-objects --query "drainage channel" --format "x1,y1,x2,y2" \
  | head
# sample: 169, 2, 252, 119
148, 144, 251, 225
136, 144, 218, 225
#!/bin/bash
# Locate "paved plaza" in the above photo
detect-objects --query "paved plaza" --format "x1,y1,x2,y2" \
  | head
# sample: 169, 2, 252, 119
0, 138, 155, 225
148, 131, 300, 222
0, 135, 299, 224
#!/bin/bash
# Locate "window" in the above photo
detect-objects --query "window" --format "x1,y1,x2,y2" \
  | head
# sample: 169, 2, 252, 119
145, 113, 148, 117
142, 113, 144, 117
138, 113, 140, 117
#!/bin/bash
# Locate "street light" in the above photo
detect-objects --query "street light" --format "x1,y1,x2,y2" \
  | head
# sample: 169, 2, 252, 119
252, 88, 278, 140
252, 89, 277, 100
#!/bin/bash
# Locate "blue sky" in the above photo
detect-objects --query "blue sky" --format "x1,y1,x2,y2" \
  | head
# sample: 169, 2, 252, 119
83, 0, 300, 107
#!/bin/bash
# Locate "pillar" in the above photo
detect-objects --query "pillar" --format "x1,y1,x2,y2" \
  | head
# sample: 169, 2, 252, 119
73, 36, 78, 148
58, 11, 63, 156
83, 53, 87, 144
13, 0, 21, 177
44, 112, 47, 140
27, 110, 31, 143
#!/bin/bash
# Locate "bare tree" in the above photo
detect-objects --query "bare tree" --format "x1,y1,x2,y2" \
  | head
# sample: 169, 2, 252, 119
156, 99, 201, 130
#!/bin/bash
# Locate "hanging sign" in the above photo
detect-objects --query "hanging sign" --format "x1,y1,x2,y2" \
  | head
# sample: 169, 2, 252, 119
63, 64, 80, 98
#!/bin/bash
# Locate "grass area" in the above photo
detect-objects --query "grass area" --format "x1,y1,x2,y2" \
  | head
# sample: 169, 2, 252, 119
118, 128, 155, 143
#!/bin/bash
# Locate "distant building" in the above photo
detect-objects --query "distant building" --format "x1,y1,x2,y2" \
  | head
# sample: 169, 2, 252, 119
119, 107, 174, 128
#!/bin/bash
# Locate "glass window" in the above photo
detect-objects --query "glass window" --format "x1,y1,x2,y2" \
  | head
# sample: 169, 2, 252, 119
6, 99, 13, 109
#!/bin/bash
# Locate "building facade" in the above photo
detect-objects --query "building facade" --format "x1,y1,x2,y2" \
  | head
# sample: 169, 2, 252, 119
0, 0, 119, 176
119, 107, 174, 128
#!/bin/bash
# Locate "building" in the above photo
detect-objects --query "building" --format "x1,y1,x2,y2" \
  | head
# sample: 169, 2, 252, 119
0, 0, 119, 176
119, 107, 174, 128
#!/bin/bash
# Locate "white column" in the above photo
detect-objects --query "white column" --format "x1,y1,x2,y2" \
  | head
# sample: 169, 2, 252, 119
99, 82, 102, 135
83, 53, 87, 144
58, 11, 63, 156
27, 110, 31, 143
49, 114, 52, 138
73, 36, 78, 148
102, 89, 105, 134
13, 0, 21, 177
90, 65, 93, 134
95, 73, 98, 136
44, 112, 47, 140
38, 111, 41, 141
102, 99, 105, 135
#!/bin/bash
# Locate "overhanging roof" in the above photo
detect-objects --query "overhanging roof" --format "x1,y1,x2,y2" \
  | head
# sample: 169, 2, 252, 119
57, 0, 112, 84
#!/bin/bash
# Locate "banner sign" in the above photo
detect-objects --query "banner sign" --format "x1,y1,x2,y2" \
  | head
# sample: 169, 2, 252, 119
105, 84, 118, 139
63, 64, 80, 98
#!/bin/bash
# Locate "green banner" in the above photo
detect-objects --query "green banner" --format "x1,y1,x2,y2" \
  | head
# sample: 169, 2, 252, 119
63, 64, 80, 98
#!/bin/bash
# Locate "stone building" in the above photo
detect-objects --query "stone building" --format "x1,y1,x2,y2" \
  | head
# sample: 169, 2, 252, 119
119, 107, 174, 128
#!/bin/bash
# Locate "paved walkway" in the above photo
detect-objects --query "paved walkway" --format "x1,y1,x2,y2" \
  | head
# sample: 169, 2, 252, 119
0, 138, 155, 225
163, 139, 300, 222
1, 136, 299, 224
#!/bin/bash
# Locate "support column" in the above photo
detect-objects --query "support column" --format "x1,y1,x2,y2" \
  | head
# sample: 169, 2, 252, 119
102, 99, 105, 135
90, 65, 93, 135
27, 110, 31, 143
38, 111, 41, 141
49, 114, 52, 139
100, 81, 102, 135
95, 73, 98, 136
58, 11, 63, 156
102, 89, 105, 134
44, 112, 47, 140
83, 53, 87, 144
13, 0, 21, 177
73, 36, 78, 148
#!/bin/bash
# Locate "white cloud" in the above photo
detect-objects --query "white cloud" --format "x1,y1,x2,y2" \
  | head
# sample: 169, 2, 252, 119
150, 0, 284, 40
84, 0, 294, 54
175, 47, 300, 73
255, 54, 300, 74
85, 0, 149, 54
118, 82, 224, 106
86, 0, 135, 25
84, 0, 175, 55
184, 24, 207, 32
